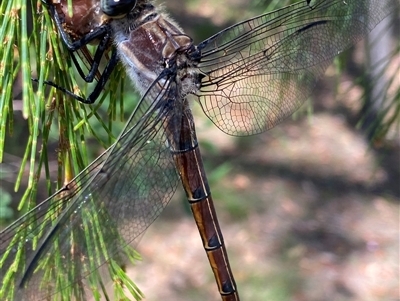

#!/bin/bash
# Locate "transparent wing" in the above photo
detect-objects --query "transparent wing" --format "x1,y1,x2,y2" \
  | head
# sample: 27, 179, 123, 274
0, 75, 179, 301
196, 0, 394, 136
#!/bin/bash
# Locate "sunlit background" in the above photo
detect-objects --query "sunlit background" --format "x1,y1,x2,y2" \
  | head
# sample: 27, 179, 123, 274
1, 0, 399, 300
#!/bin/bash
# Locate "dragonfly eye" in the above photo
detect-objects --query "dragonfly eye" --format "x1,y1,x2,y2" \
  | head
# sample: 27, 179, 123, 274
101, 0, 137, 17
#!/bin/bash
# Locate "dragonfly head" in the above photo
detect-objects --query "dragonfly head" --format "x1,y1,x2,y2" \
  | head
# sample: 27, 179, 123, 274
101, 0, 137, 17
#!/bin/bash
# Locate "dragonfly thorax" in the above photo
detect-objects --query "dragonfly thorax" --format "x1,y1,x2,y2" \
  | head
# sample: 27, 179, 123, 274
111, 4, 199, 99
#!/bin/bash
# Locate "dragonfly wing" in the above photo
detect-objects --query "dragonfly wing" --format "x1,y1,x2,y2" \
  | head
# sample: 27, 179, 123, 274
0, 75, 179, 301
195, 0, 394, 136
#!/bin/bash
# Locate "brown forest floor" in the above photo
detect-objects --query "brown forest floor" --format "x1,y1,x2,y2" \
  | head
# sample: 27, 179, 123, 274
125, 90, 399, 300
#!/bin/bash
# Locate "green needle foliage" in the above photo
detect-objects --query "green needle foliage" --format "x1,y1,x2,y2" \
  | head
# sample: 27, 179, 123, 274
1, 0, 142, 300
1, 0, 131, 210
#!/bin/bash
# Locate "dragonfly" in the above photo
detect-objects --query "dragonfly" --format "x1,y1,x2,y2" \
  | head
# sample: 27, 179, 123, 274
0, 0, 394, 300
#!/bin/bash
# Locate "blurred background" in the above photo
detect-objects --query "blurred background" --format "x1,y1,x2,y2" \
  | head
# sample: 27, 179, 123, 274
1, 0, 399, 300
